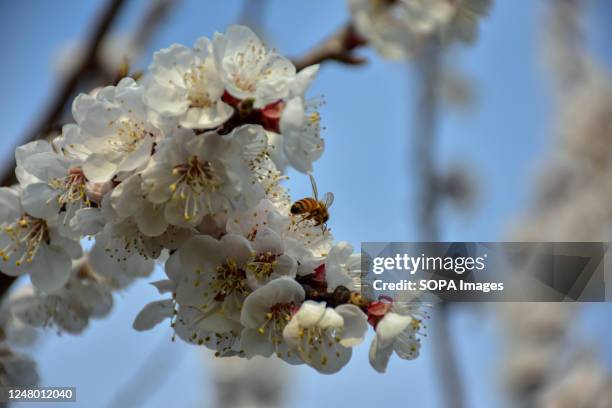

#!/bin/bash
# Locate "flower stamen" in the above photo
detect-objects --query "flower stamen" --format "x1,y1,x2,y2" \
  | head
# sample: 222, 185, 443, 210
0, 215, 49, 266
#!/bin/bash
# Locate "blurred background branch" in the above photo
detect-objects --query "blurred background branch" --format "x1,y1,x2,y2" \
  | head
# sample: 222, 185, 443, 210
237, 0, 270, 39
104, 333, 185, 407
499, 1, 612, 406
292, 23, 367, 71
411, 39, 466, 408
0, 0, 128, 302
0, 0, 178, 300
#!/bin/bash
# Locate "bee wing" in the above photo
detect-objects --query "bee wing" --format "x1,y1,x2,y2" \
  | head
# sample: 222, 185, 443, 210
323, 192, 334, 209
309, 173, 319, 201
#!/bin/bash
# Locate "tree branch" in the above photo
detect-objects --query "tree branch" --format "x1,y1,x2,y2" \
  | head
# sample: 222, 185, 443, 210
411, 39, 466, 408
413, 43, 441, 242
292, 23, 368, 71
104, 333, 184, 407
432, 304, 465, 408
0, 0, 129, 301
130, 0, 178, 52
0, 0, 180, 300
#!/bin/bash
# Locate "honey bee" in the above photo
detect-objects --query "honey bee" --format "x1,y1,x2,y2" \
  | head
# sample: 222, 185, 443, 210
290, 174, 334, 231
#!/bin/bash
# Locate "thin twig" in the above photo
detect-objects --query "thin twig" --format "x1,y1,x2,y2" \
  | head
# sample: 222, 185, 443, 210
292, 23, 368, 71
412, 39, 466, 408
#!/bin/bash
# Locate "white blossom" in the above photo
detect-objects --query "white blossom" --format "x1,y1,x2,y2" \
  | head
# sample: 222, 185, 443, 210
0, 187, 81, 292
15, 139, 104, 239
348, 0, 491, 59
283, 300, 366, 374
170, 234, 254, 323
367, 300, 425, 373
0, 23, 427, 374
278, 97, 325, 174
73, 77, 162, 182
88, 233, 156, 289
141, 125, 268, 227
240, 277, 304, 362
213, 26, 296, 108
144, 37, 233, 129
0, 345, 38, 387
324, 241, 361, 293
10, 260, 113, 334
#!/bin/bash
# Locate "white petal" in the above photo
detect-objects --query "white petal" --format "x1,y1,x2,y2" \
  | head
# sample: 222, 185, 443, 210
327, 241, 353, 263
179, 102, 234, 129
222, 291, 245, 322
71, 208, 105, 236
394, 336, 421, 360
2, 353, 39, 386
15, 140, 52, 165
83, 153, 119, 183
335, 304, 368, 347
317, 308, 343, 330
29, 245, 72, 292
240, 277, 304, 328
220, 234, 253, 265
150, 43, 192, 85
240, 328, 274, 358
135, 202, 168, 237
279, 97, 304, 134
110, 173, 143, 217
289, 64, 319, 97
252, 227, 283, 253
133, 299, 175, 331
376, 312, 413, 348
0, 187, 22, 221
369, 336, 394, 373
180, 235, 224, 273
144, 81, 189, 115
116, 137, 154, 174
150, 279, 176, 294
19, 151, 66, 183
71, 93, 97, 125
164, 249, 182, 281
141, 162, 176, 204
313, 344, 351, 374
253, 54, 295, 108
21, 183, 60, 219
295, 300, 326, 328
11, 295, 48, 327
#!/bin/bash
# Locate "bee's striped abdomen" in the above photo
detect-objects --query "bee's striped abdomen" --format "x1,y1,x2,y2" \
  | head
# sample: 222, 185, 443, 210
291, 198, 319, 215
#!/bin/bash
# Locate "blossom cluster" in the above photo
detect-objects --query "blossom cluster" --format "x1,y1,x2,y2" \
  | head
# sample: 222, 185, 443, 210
0, 25, 425, 374
348, 0, 492, 59
0, 294, 38, 387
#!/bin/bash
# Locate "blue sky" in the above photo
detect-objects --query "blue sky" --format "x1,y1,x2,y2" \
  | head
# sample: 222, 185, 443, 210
1, 1, 611, 407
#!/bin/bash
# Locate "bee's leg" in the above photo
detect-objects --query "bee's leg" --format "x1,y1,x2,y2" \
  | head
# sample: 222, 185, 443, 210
294, 215, 311, 227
